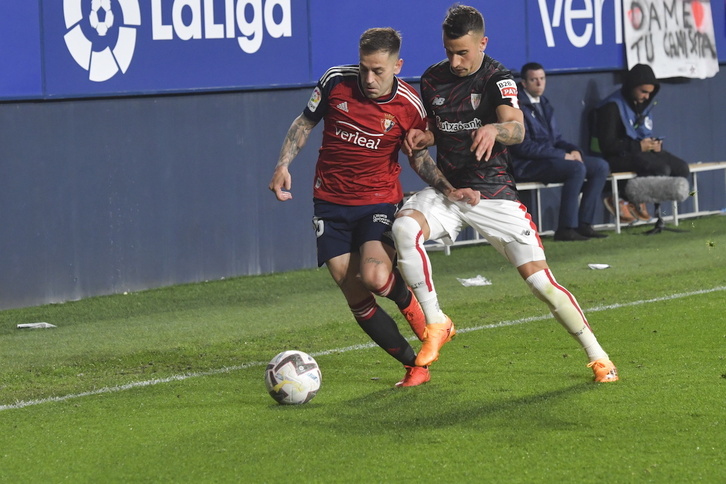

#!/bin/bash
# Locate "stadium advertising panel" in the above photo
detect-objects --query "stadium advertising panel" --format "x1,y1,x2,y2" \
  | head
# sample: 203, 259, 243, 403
307, 0, 528, 79
527, 0, 626, 71
41, 0, 311, 98
3, 0, 725, 100
0, 3, 43, 99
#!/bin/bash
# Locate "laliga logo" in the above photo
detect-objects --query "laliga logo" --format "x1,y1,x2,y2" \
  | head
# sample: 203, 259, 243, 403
63, 0, 141, 82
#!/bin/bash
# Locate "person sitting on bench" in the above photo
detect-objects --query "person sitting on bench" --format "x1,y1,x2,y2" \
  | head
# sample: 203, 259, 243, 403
593, 63, 690, 223
511, 62, 609, 241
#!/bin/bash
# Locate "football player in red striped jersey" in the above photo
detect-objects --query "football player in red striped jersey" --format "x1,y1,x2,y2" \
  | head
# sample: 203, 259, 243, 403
269, 28, 432, 387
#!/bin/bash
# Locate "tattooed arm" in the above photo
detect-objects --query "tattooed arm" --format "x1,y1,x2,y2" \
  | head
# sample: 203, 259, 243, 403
269, 114, 318, 201
470, 104, 525, 162
408, 148, 481, 207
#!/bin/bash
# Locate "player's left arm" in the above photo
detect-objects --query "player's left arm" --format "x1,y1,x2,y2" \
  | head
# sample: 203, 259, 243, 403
493, 104, 525, 145
470, 105, 524, 162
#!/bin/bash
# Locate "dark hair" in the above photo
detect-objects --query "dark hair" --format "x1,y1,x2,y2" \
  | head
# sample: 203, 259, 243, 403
359, 28, 401, 57
520, 62, 544, 79
442, 4, 485, 39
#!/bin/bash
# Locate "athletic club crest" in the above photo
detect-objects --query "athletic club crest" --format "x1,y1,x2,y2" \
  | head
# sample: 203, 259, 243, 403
381, 114, 396, 133
470, 93, 481, 110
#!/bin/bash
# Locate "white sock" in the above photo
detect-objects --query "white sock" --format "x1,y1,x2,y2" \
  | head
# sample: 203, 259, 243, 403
392, 216, 447, 325
526, 269, 609, 362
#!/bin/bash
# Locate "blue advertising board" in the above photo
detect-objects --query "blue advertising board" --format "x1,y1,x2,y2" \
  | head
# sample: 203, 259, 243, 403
42, 0, 311, 97
1, 0, 724, 100
527, 0, 626, 71
0, 2, 43, 99
307, 0, 528, 80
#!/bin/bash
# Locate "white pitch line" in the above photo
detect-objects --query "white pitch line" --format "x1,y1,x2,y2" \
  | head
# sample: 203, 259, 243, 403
459, 285, 726, 333
2, 286, 724, 412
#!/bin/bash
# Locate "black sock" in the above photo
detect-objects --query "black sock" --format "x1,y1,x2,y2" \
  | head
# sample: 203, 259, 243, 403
355, 306, 416, 366
388, 269, 412, 309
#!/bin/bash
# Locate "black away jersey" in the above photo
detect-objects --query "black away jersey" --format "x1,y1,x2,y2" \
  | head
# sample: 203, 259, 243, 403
420, 55, 520, 201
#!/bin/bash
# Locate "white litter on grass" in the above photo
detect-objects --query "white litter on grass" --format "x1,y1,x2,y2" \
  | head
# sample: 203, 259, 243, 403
456, 275, 492, 286
588, 264, 611, 270
17, 322, 57, 329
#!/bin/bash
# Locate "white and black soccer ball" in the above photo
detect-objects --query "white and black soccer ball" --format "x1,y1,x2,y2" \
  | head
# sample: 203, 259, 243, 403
264, 350, 321, 405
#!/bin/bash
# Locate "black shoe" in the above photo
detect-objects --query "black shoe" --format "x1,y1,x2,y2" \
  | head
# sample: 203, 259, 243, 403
554, 228, 590, 241
577, 224, 608, 239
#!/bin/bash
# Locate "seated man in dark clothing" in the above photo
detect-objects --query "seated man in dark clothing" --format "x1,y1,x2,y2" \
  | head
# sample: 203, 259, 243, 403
594, 63, 690, 222
511, 62, 609, 241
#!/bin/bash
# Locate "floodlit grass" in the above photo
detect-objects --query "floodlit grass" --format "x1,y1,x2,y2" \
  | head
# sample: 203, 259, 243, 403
1, 215, 725, 482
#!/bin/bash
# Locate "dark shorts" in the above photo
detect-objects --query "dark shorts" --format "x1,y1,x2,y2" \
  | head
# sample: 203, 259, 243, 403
313, 199, 399, 267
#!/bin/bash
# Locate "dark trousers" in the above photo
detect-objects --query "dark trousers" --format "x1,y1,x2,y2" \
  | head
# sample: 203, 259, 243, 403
513, 156, 610, 229
604, 149, 690, 200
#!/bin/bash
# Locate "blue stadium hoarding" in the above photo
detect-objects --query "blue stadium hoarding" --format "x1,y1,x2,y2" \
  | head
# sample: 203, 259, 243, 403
1, 0, 725, 100
306, 0, 528, 80
0, 2, 43, 98
41, 0, 311, 97
526, 0, 626, 72
307, 0, 624, 78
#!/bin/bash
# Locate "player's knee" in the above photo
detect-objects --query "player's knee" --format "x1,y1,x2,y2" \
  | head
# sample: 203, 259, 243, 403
392, 215, 421, 249
360, 267, 391, 294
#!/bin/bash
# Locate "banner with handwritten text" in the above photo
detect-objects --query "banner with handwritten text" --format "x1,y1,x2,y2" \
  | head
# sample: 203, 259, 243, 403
624, 0, 719, 78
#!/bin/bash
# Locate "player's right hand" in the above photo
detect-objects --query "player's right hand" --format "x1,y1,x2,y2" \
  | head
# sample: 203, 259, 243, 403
447, 187, 480, 207
403, 129, 433, 156
470, 125, 497, 161
269, 166, 293, 201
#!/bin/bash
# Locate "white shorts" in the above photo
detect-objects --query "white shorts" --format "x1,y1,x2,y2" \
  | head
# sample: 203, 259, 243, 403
402, 187, 546, 267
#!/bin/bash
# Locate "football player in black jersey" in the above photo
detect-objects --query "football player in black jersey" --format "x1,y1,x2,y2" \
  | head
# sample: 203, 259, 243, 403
393, 4, 618, 382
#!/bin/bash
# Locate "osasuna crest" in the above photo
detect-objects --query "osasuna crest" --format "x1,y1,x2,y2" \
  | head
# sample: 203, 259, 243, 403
381, 114, 396, 133
470, 93, 481, 110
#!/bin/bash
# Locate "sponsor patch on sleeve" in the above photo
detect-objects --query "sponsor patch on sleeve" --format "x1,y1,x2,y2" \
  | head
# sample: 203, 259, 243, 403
307, 87, 322, 112
496, 79, 519, 109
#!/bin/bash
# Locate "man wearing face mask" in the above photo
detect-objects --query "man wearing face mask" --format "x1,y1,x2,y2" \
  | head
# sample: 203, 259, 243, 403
594, 63, 690, 222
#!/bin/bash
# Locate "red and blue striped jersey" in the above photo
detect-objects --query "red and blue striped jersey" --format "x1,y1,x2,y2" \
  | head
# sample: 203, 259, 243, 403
303, 65, 427, 205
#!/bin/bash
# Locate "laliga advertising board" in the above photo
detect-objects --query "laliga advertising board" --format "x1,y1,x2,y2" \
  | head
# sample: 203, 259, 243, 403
11, 0, 726, 99
43, 0, 310, 97
42, 0, 626, 98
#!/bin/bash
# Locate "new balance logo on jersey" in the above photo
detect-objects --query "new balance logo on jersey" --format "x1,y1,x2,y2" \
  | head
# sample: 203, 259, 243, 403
336, 102, 349, 112
432, 96, 446, 106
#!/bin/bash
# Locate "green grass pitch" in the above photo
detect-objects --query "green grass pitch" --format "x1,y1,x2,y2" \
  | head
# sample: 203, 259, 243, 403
1, 215, 725, 482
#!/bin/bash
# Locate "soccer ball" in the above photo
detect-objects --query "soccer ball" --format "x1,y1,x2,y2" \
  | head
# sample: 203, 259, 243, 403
264, 350, 321, 405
